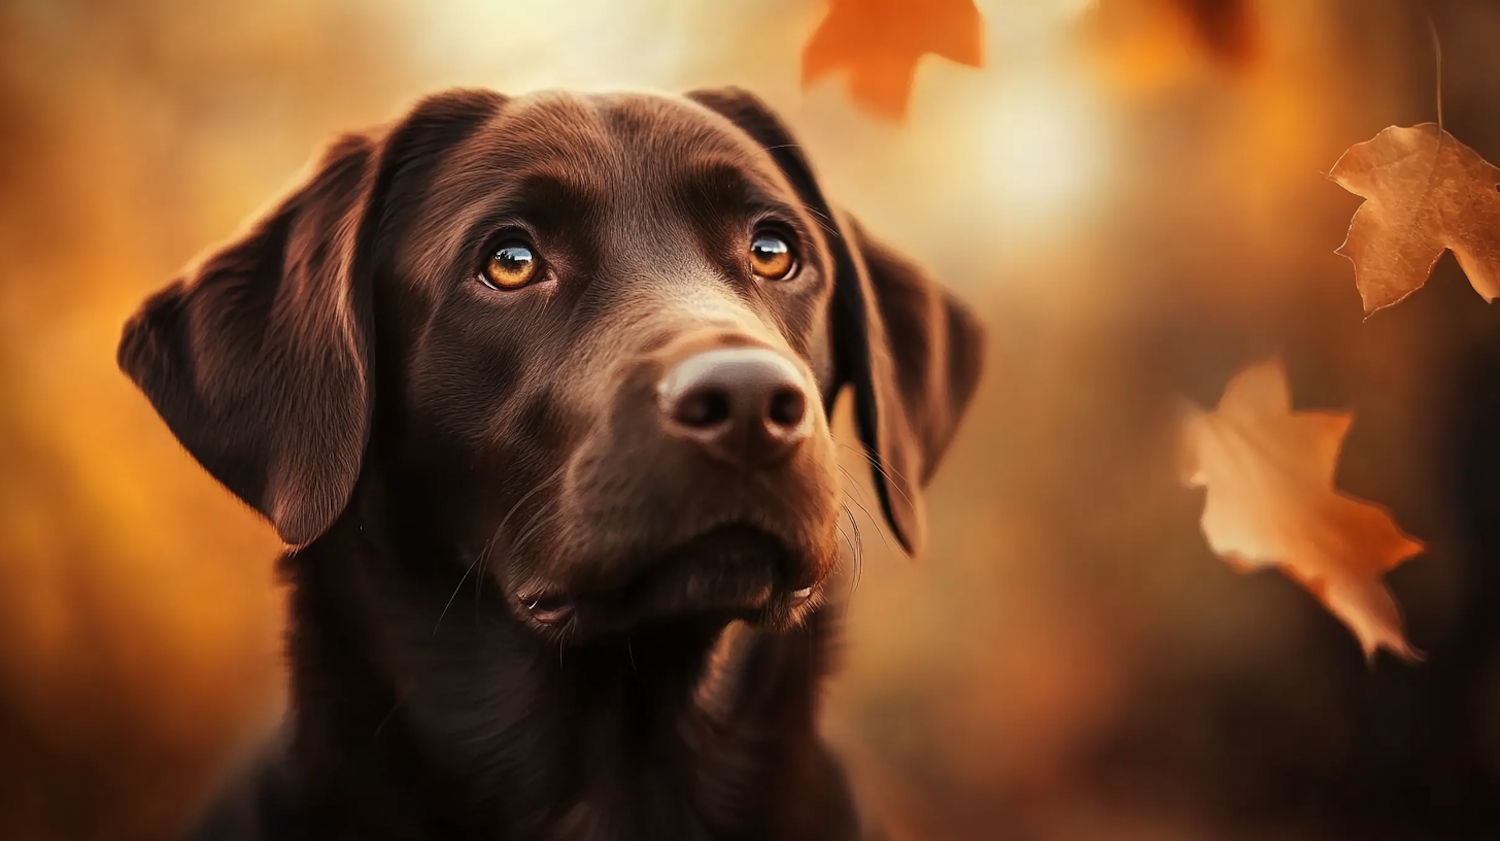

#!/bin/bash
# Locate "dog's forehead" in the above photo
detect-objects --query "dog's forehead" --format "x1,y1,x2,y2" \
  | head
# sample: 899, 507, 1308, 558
492, 90, 776, 175
417, 91, 795, 220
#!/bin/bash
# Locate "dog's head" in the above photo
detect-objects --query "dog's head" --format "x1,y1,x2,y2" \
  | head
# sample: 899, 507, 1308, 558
119, 88, 982, 643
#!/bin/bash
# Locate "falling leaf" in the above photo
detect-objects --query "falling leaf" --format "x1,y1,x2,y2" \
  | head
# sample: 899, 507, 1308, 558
1181, 359, 1424, 662
801, 0, 983, 120
1329, 123, 1500, 313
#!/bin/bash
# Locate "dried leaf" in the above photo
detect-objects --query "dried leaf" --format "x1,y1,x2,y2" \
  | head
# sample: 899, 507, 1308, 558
1181, 359, 1424, 662
1329, 123, 1500, 313
801, 0, 983, 120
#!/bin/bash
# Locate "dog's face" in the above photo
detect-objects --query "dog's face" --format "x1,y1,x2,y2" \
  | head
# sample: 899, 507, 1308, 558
383, 92, 846, 638
119, 88, 983, 644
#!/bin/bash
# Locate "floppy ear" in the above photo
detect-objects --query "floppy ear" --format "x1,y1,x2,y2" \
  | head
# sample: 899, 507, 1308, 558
686, 88, 985, 555
831, 214, 985, 555
119, 90, 505, 547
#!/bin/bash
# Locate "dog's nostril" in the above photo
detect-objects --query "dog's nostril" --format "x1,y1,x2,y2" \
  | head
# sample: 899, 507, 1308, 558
659, 346, 813, 466
767, 387, 805, 430
674, 389, 733, 429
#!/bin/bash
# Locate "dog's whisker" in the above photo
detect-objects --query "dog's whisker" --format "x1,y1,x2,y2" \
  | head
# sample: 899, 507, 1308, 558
838, 441, 916, 487
838, 442, 919, 514
475, 466, 567, 608
844, 503, 864, 568
834, 520, 856, 563
794, 200, 840, 237
367, 689, 405, 740
840, 492, 865, 562
839, 504, 864, 597
834, 504, 858, 563
834, 506, 855, 595
509, 502, 563, 560
837, 466, 894, 551
435, 555, 483, 636
480, 467, 567, 566
434, 467, 565, 635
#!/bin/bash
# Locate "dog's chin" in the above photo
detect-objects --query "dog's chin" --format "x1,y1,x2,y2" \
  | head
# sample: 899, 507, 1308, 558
512, 523, 832, 643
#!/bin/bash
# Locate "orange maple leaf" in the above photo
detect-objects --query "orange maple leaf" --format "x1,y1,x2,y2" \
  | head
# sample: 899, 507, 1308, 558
801, 0, 984, 120
1180, 359, 1424, 662
1329, 123, 1500, 313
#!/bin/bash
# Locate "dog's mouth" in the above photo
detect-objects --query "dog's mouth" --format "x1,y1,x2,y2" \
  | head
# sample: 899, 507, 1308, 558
515, 523, 827, 640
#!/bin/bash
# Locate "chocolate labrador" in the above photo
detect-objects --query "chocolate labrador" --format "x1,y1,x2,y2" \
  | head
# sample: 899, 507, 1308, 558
119, 87, 982, 841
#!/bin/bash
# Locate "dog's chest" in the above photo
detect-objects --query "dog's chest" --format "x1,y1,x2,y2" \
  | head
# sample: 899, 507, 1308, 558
532, 718, 772, 841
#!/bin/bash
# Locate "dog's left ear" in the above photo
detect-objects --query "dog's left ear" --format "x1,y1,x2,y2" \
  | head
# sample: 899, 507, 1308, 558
118, 133, 382, 548
687, 88, 985, 555
119, 89, 507, 547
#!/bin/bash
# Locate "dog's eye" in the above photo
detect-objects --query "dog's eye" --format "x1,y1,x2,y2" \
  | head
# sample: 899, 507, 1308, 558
480, 241, 540, 290
748, 232, 796, 280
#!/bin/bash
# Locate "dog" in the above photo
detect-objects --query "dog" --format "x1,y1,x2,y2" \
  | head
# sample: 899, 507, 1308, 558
119, 87, 983, 841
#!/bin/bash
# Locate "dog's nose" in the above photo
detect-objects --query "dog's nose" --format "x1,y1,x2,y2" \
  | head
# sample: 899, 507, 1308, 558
658, 347, 811, 467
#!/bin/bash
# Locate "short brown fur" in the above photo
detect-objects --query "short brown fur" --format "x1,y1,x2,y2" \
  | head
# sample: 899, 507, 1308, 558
119, 87, 983, 841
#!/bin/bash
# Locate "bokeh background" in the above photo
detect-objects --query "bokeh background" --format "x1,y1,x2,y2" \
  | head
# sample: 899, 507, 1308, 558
4, 0, 1500, 838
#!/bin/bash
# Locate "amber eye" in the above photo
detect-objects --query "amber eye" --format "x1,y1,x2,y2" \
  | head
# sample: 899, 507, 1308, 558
748, 232, 796, 280
480, 241, 539, 290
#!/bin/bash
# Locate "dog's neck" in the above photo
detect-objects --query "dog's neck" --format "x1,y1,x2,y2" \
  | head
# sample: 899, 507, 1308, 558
276, 484, 845, 840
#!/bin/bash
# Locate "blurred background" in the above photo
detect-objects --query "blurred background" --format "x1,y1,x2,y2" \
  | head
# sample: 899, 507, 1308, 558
3, 0, 1499, 838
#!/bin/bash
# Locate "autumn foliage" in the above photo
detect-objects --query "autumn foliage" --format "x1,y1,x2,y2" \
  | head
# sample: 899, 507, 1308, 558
1181, 360, 1424, 661
799, 0, 1500, 668
1173, 121, 1500, 663
8, 0, 1500, 839
1330, 124, 1500, 313
802, 0, 983, 119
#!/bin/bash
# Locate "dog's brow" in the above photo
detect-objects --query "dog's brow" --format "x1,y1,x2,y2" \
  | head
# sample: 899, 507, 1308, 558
677, 161, 796, 219
514, 171, 604, 220
455, 170, 604, 253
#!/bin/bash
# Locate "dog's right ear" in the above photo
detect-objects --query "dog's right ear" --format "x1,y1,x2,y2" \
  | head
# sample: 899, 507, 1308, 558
119, 90, 505, 547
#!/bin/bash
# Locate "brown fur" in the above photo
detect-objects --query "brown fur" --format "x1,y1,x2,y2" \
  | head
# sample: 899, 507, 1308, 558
118, 87, 983, 841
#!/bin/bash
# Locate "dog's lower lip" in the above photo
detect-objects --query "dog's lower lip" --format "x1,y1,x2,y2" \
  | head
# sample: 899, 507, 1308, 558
523, 595, 575, 625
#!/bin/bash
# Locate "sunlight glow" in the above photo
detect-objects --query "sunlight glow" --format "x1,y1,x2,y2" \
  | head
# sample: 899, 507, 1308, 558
980, 73, 1112, 225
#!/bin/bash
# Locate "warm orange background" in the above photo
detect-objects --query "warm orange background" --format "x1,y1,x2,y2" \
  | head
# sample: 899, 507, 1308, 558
4, 1, 1499, 839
